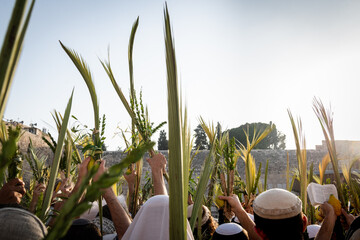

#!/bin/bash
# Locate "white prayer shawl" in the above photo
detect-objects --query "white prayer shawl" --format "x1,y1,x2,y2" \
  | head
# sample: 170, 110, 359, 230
122, 195, 194, 240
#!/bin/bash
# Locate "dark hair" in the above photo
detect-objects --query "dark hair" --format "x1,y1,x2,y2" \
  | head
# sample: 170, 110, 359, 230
60, 219, 101, 240
192, 215, 218, 240
96, 204, 112, 221
254, 213, 304, 240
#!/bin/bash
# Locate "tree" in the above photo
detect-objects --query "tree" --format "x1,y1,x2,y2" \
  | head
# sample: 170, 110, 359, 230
157, 130, 168, 150
227, 122, 286, 149
193, 124, 209, 150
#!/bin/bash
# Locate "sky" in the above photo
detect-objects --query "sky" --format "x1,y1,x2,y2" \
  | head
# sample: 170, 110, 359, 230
1, 0, 360, 151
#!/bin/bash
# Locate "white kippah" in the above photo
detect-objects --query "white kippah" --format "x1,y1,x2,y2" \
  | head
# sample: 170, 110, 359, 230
307, 224, 320, 238
234, 213, 254, 224
215, 223, 243, 235
253, 188, 302, 220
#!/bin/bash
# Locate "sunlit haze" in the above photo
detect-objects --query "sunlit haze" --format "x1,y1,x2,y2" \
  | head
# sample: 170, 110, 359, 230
1, 0, 360, 150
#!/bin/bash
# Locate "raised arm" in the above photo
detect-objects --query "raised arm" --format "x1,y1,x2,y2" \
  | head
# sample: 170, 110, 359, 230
0, 178, 26, 205
124, 166, 136, 210
29, 182, 46, 213
147, 153, 167, 195
315, 202, 337, 240
219, 194, 262, 240
95, 161, 132, 239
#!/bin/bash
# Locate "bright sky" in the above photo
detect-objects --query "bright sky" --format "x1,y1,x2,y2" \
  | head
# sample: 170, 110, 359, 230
1, 0, 360, 151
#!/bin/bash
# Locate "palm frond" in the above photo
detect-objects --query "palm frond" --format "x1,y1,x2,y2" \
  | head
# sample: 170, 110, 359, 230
313, 97, 345, 206
41, 90, 74, 220
0, 0, 35, 119
59, 42, 100, 137
164, 4, 187, 239
288, 109, 307, 212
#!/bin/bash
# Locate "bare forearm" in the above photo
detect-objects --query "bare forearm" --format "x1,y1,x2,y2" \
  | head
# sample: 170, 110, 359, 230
152, 171, 167, 195
234, 208, 261, 240
104, 188, 131, 238
29, 195, 39, 213
315, 216, 336, 240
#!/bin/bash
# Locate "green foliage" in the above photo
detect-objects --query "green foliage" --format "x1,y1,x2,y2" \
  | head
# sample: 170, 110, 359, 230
193, 124, 209, 150
41, 90, 74, 220
228, 122, 286, 149
223, 137, 236, 171
25, 139, 49, 184
131, 89, 167, 145
238, 123, 274, 198
0, 0, 35, 120
313, 98, 346, 207
0, 124, 22, 185
164, 3, 188, 239
288, 110, 307, 212
264, 160, 269, 191
158, 129, 169, 150
45, 141, 155, 240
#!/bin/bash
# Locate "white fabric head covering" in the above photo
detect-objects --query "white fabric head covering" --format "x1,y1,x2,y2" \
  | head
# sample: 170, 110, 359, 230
0, 207, 48, 240
93, 217, 116, 235
215, 223, 243, 235
187, 204, 210, 227
80, 200, 99, 220
122, 195, 194, 240
234, 213, 254, 224
81, 195, 129, 221
253, 188, 302, 220
307, 224, 320, 239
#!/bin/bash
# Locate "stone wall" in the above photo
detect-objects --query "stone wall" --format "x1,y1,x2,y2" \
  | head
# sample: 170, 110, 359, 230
102, 149, 332, 192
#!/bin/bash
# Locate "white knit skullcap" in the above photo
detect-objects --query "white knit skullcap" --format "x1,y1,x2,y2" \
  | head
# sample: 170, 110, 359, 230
234, 213, 254, 224
215, 223, 243, 235
253, 188, 302, 220
307, 224, 320, 238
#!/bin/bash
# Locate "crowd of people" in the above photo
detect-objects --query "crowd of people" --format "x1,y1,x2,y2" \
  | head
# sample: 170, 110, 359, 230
0, 153, 359, 240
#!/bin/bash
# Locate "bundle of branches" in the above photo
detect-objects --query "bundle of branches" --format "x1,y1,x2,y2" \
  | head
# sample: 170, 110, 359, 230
25, 138, 49, 216
42, 111, 82, 181
100, 18, 167, 181
313, 98, 346, 207
217, 136, 238, 221
26, 138, 49, 185
45, 141, 154, 240
0, 122, 22, 185
288, 110, 308, 213
238, 124, 274, 213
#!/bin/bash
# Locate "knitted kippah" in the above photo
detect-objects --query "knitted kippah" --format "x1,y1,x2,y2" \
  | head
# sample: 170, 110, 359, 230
215, 223, 243, 235
253, 188, 302, 220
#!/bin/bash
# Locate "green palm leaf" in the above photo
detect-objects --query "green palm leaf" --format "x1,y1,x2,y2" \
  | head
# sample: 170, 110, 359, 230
41, 90, 74, 220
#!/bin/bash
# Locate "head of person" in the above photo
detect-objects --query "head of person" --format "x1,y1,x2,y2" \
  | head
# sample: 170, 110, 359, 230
307, 224, 320, 240
60, 218, 101, 240
253, 188, 307, 240
0, 207, 47, 240
212, 223, 249, 240
187, 204, 218, 239
122, 195, 194, 240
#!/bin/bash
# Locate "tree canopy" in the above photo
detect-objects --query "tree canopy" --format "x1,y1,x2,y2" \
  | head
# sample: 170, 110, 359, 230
157, 130, 168, 150
227, 122, 286, 149
193, 124, 209, 150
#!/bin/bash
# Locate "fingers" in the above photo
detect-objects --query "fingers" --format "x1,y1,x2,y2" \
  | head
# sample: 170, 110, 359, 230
94, 160, 106, 182
218, 195, 230, 201
82, 156, 91, 166
8, 178, 25, 188
341, 208, 347, 216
